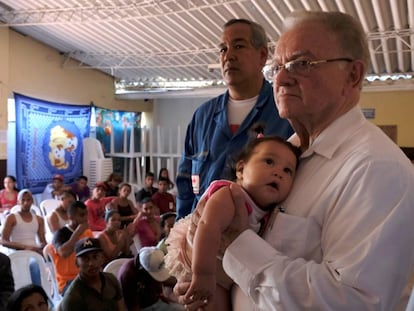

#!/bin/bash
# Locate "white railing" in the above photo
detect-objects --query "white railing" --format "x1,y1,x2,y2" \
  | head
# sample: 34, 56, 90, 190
107, 126, 184, 188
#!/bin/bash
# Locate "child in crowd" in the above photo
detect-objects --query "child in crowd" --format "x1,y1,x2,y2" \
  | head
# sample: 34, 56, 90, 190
98, 210, 133, 265
70, 175, 90, 202
0, 175, 18, 215
158, 168, 175, 191
135, 172, 158, 204
104, 173, 123, 197
152, 177, 176, 215
107, 182, 138, 228
157, 212, 177, 255
47, 190, 76, 233
41, 174, 69, 201
134, 198, 161, 248
85, 182, 114, 231
166, 129, 301, 310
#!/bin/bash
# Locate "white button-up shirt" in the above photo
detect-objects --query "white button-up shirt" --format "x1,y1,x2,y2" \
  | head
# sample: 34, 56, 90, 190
223, 106, 414, 311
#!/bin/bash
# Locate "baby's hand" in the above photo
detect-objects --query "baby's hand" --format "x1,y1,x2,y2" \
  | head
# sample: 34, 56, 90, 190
183, 274, 215, 311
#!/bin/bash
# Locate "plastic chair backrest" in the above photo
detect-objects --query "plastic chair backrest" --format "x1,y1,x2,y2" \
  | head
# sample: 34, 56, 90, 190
8, 250, 53, 297
43, 244, 63, 304
103, 258, 130, 278
40, 199, 60, 216
130, 235, 142, 257
0, 212, 5, 229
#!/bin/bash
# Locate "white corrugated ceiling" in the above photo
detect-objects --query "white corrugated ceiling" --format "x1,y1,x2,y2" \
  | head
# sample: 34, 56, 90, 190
0, 0, 413, 94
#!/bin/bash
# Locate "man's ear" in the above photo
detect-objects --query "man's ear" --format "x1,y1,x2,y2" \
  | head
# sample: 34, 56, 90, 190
75, 258, 80, 267
348, 60, 366, 88
260, 46, 269, 67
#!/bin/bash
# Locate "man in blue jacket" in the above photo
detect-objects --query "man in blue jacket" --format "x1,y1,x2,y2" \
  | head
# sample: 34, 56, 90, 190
176, 18, 293, 219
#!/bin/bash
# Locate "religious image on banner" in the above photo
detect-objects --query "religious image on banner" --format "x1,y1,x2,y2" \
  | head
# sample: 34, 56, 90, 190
14, 93, 91, 193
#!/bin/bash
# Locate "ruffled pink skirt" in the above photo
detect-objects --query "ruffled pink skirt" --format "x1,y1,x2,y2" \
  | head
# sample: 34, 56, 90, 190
165, 215, 193, 282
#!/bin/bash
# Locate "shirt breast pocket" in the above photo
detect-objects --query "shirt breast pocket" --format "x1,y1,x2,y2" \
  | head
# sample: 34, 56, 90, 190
266, 212, 323, 262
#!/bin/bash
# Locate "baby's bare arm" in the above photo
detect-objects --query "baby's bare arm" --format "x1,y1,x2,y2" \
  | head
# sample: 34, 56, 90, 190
185, 187, 236, 302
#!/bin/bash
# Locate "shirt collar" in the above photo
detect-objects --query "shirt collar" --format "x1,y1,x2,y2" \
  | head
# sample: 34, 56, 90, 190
301, 106, 365, 159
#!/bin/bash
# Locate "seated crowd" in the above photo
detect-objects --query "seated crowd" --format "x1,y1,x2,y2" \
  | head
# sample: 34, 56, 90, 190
0, 169, 181, 311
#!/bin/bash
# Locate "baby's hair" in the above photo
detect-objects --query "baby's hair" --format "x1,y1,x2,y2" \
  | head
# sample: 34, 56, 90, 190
237, 135, 301, 167
230, 125, 302, 179
245, 123, 301, 165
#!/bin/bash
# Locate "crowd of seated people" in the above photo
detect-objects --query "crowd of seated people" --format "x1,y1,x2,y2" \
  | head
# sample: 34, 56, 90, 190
0, 169, 182, 311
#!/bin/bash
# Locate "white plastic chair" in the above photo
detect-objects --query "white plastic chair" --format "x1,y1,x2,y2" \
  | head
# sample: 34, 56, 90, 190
103, 258, 130, 277
8, 250, 53, 298
0, 211, 6, 231
130, 235, 142, 257
43, 244, 63, 305
10, 204, 43, 216
39, 199, 61, 243
40, 199, 60, 216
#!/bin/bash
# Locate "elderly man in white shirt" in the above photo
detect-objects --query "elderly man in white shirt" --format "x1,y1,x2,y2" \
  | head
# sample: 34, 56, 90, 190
176, 10, 414, 311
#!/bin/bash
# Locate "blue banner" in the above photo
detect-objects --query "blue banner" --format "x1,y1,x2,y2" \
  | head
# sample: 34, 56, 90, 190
15, 93, 91, 193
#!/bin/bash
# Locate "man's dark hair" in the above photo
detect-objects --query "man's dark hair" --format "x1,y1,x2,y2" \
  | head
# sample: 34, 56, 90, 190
76, 175, 88, 182
145, 171, 155, 178
68, 200, 87, 216
224, 18, 268, 49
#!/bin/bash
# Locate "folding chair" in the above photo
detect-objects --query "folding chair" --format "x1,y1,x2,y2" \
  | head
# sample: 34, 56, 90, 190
103, 258, 130, 278
8, 250, 53, 298
42, 244, 63, 306
40, 199, 61, 243
40, 199, 60, 216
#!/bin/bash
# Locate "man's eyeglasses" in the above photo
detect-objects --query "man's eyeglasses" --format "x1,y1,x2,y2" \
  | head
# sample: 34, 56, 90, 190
265, 58, 353, 80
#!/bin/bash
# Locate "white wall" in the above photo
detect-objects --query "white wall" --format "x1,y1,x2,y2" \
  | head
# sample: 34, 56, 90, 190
150, 96, 214, 180
153, 97, 209, 130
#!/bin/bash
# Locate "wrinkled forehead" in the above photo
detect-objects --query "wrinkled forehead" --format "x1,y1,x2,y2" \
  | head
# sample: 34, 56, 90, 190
274, 21, 339, 61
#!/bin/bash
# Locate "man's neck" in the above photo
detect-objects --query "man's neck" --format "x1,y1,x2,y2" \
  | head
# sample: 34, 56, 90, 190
80, 272, 102, 291
228, 78, 263, 100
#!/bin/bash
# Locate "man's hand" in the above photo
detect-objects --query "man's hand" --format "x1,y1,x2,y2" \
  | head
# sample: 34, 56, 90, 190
74, 222, 89, 236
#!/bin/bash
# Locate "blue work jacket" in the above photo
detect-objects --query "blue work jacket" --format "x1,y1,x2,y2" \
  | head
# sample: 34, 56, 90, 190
175, 80, 293, 219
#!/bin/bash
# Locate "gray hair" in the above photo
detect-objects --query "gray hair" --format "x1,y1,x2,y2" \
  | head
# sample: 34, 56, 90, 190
224, 18, 268, 50
283, 11, 369, 73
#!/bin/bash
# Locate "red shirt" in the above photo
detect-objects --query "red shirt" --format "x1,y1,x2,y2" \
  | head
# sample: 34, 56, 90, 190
151, 192, 175, 215
85, 197, 114, 231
